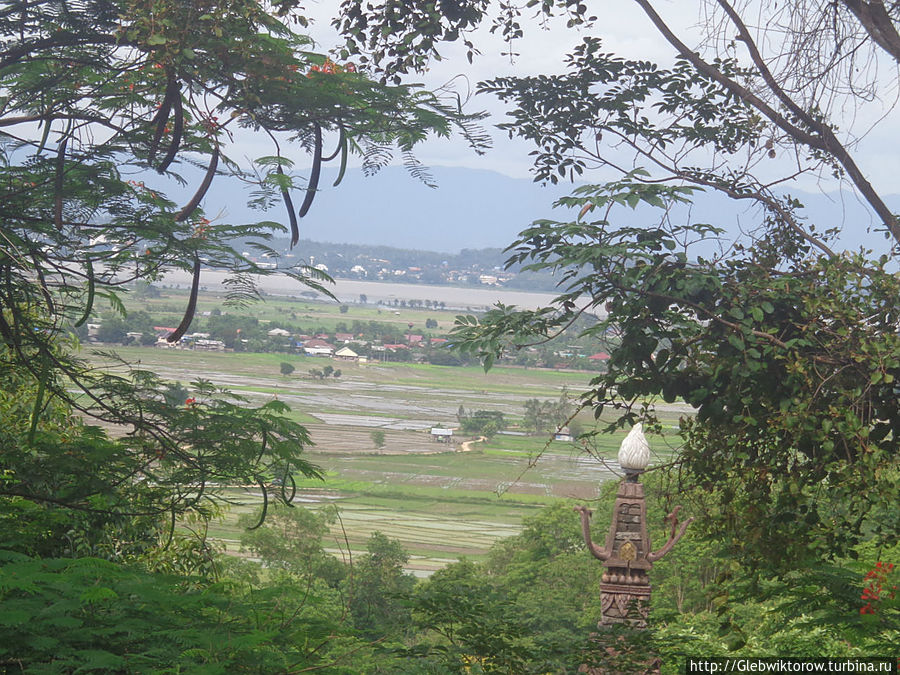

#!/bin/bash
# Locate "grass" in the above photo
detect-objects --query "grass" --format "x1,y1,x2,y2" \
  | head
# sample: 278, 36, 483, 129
130, 288, 460, 333
104, 345, 588, 386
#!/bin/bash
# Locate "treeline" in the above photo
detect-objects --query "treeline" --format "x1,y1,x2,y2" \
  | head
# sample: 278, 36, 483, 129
4, 465, 896, 672
277, 237, 509, 269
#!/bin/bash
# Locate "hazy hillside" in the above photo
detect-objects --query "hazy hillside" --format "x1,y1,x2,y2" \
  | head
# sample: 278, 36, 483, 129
191, 165, 898, 257
202, 165, 572, 253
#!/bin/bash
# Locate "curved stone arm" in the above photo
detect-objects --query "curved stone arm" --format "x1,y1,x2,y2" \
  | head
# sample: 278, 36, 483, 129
574, 505, 609, 561
647, 509, 694, 563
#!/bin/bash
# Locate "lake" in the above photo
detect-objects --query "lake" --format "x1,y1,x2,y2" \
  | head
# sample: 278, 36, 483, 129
160, 269, 581, 311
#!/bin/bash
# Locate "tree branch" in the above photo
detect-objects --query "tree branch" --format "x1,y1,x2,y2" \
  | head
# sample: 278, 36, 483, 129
633, 0, 900, 245
843, 0, 900, 63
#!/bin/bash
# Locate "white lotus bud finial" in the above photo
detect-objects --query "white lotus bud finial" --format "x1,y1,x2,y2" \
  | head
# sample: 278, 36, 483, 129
618, 423, 650, 472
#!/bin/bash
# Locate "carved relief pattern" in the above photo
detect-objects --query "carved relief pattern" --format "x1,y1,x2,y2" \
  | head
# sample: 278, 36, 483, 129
599, 582, 650, 627
613, 501, 645, 558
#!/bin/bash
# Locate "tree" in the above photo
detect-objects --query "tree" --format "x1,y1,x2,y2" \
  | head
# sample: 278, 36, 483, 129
456, 406, 506, 438
161, 381, 190, 408
339, 1, 900, 571
347, 532, 416, 640
521, 389, 572, 435
1, 0, 489, 531
239, 503, 345, 585
279, 361, 295, 376
0, 552, 381, 672
0, 2, 494, 666
408, 558, 551, 673
371, 429, 386, 449
133, 280, 161, 299
95, 313, 129, 344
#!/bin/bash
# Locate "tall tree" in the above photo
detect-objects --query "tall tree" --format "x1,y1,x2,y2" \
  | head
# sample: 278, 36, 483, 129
347, 532, 416, 640
1, 0, 487, 545
337, 2, 900, 570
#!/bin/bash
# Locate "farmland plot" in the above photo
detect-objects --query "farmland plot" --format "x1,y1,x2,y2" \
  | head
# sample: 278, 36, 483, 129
90, 346, 686, 573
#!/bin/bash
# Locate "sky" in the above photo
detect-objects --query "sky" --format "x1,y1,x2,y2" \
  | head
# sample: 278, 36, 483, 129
285, 1, 900, 204
211, 2, 900, 256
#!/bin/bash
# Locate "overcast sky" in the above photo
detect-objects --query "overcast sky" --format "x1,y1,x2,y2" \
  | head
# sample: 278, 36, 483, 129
283, 1, 900, 205
287, 2, 701, 179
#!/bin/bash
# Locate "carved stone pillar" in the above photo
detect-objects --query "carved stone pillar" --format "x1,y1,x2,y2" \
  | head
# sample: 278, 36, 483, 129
598, 479, 652, 627
575, 424, 693, 629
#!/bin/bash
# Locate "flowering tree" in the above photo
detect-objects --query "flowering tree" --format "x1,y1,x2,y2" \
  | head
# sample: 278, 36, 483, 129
0, 0, 487, 548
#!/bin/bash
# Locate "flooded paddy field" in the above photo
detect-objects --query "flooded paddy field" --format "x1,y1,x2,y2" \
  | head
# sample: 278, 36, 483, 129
93, 346, 688, 574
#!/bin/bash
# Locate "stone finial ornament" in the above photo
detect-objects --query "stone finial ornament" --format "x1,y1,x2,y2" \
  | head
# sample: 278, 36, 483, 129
575, 424, 693, 628
617, 423, 650, 472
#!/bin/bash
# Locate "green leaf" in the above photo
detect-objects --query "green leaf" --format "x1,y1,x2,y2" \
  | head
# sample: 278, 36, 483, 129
727, 334, 744, 350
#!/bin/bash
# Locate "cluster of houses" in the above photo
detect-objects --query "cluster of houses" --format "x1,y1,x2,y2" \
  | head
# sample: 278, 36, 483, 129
141, 323, 452, 364
250, 251, 520, 287
150, 328, 227, 351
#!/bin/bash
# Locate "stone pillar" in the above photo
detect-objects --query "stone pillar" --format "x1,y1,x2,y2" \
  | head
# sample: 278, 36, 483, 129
598, 479, 652, 627
575, 425, 693, 629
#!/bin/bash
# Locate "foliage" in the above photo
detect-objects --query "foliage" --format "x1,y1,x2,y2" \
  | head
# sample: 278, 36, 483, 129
239, 503, 346, 585
346, 532, 416, 640
456, 405, 506, 438
859, 561, 898, 618
0, 548, 393, 674
408, 558, 563, 674
336, 0, 900, 577
384, 3, 900, 573
0, 0, 492, 669
279, 360, 295, 376
371, 429, 386, 449
522, 388, 573, 435
1, 339, 322, 558
400, 488, 899, 672
1, 0, 489, 528
454, 181, 900, 569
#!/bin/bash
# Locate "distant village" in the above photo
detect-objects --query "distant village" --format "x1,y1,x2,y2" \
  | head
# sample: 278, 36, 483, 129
83, 307, 611, 372
258, 253, 517, 288
147, 326, 452, 364
248, 239, 558, 291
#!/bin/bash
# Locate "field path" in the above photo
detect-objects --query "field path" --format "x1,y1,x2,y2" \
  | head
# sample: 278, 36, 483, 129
459, 436, 487, 452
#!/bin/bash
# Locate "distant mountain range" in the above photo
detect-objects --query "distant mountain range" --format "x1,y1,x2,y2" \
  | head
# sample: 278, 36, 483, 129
203, 165, 571, 253
196, 165, 897, 257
